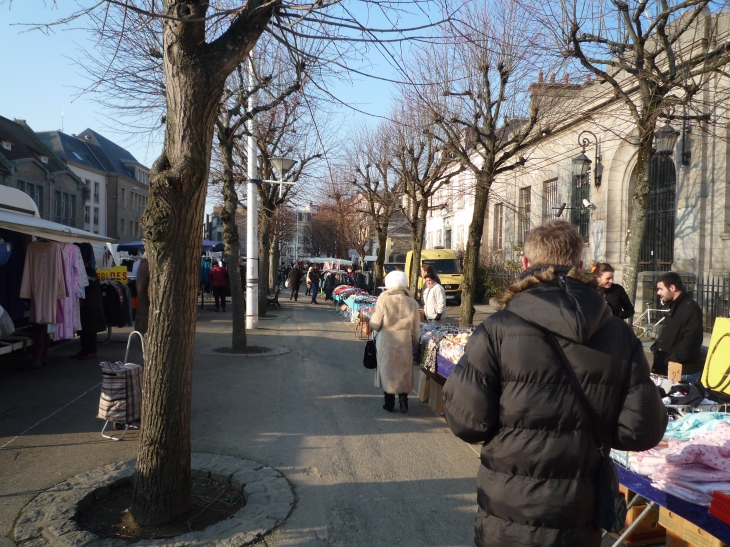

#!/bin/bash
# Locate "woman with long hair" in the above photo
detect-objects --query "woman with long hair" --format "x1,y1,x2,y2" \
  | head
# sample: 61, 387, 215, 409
591, 262, 635, 319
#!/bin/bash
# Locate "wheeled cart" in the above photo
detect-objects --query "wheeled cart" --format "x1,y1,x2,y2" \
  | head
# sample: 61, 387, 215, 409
97, 331, 145, 441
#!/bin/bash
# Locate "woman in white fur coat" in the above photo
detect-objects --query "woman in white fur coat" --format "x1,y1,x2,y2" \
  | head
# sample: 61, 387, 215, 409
369, 271, 420, 413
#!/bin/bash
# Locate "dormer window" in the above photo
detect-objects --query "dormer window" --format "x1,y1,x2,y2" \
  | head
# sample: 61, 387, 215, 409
39, 156, 49, 164
1, 140, 12, 151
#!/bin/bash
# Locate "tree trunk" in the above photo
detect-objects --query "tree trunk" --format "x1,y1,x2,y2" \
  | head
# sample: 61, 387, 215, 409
269, 236, 279, 291
132, 61, 221, 528
258, 209, 271, 315
460, 174, 490, 326
374, 226, 388, 288
219, 134, 246, 351
622, 130, 654, 302
409, 198, 428, 297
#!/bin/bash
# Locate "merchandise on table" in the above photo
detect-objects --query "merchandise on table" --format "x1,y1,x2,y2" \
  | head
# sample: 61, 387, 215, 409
628, 420, 730, 506
417, 325, 473, 380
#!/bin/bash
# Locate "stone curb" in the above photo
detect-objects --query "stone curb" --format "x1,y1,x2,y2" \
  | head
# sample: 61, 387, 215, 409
195, 346, 290, 358
13, 454, 294, 547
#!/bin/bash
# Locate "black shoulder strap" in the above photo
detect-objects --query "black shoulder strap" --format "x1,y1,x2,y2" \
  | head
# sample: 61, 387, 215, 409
544, 332, 609, 457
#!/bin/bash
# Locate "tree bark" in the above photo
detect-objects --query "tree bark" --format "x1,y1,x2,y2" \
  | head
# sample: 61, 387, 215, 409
460, 174, 490, 326
219, 133, 246, 351
374, 225, 388, 288
258, 208, 271, 315
409, 197, 428, 296
132, 52, 221, 529
131, 0, 275, 526
622, 129, 654, 302
269, 236, 279, 290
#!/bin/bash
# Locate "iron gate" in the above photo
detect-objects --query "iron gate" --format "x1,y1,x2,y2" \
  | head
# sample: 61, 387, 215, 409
639, 155, 676, 272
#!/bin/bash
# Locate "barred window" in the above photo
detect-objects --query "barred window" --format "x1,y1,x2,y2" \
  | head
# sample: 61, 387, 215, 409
493, 203, 504, 250
518, 186, 531, 244
543, 178, 558, 222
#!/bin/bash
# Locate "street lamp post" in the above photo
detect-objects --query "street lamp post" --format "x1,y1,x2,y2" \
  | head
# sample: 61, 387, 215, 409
246, 56, 259, 330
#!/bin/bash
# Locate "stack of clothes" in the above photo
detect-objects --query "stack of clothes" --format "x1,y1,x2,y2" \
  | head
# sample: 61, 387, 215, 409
629, 413, 730, 505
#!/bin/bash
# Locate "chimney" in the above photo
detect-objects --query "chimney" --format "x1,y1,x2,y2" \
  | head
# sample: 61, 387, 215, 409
563, 73, 569, 84
538, 70, 544, 83
549, 73, 556, 84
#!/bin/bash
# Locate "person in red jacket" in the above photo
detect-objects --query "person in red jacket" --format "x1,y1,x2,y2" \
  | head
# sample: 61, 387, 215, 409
210, 261, 229, 312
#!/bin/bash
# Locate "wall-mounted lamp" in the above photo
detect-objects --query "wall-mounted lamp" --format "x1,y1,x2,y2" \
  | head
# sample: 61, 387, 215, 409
573, 130, 603, 188
681, 122, 692, 166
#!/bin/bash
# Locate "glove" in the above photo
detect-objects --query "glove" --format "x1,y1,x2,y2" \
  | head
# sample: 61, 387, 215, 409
435, 313, 442, 321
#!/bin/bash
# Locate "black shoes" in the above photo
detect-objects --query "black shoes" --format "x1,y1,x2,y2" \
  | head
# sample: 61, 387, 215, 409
399, 394, 408, 414
383, 392, 395, 412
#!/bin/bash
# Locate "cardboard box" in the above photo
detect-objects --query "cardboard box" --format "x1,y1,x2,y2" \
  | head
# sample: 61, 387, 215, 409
608, 504, 665, 546
659, 507, 726, 547
620, 483, 638, 503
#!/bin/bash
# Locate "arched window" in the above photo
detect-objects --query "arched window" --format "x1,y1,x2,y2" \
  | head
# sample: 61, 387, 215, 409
639, 155, 677, 272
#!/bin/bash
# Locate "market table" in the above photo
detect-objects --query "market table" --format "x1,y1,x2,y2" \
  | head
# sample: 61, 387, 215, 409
616, 464, 730, 544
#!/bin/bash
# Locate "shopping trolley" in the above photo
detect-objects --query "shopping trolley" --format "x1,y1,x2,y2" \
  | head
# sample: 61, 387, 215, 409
98, 331, 145, 441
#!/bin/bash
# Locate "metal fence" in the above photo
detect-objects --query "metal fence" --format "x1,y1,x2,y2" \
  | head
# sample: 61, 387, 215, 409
696, 274, 730, 332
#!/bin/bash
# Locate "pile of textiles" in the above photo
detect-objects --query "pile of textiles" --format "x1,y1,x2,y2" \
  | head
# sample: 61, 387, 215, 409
439, 330, 471, 363
629, 413, 730, 505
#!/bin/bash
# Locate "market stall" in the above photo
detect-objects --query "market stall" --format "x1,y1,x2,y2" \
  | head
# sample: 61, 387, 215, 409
607, 318, 730, 547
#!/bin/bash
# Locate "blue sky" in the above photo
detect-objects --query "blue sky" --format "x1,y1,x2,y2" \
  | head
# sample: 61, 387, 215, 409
0, 1, 421, 214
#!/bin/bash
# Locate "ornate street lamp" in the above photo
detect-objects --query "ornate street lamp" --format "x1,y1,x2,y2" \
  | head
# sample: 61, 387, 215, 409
572, 130, 603, 188
654, 124, 680, 155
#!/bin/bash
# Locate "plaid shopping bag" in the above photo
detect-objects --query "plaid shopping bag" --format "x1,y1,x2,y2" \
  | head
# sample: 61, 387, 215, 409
98, 361, 143, 423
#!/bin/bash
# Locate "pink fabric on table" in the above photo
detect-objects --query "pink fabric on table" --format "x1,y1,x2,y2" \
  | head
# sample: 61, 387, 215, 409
665, 422, 730, 471
651, 480, 713, 506
651, 463, 730, 483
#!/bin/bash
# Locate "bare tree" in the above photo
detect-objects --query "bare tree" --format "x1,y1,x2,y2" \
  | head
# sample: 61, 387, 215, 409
389, 100, 458, 295
547, 0, 730, 301
214, 38, 308, 347
349, 123, 403, 287
404, 0, 550, 325
49, 0, 452, 527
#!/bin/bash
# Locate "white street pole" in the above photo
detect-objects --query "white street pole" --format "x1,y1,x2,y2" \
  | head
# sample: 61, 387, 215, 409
295, 210, 299, 262
246, 56, 259, 330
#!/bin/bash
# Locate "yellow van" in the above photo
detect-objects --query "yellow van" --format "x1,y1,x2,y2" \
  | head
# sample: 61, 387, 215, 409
405, 248, 463, 304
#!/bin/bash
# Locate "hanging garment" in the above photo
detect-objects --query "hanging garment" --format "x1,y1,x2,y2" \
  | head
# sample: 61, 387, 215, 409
55, 243, 89, 340
101, 281, 126, 328
19, 241, 66, 324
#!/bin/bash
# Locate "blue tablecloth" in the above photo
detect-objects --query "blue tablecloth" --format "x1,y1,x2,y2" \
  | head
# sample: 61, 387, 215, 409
617, 465, 730, 543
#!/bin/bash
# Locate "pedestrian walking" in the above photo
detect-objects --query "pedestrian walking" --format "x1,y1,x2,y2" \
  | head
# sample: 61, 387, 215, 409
210, 261, 229, 312
421, 273, 446, 323
443, 220, 667, 547
309, 263, 322, 304
288, 264, 303, 301
305, 264, 312, 296
591, 262, 635, 319
652, 271, 704, 380
369, 270, 420, 413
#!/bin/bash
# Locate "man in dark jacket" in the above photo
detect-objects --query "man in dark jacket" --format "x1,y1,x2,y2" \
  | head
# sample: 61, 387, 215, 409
652, 272, 704, 377
443, 221, 667, 547
287, 264, 303, 301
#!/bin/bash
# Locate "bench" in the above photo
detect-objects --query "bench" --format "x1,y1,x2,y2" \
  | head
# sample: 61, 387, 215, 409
267, 287, 281, 307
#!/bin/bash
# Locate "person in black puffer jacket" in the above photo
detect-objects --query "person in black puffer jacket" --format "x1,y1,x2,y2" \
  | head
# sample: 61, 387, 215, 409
591, 261, 635, 319
443, 221, 667, 547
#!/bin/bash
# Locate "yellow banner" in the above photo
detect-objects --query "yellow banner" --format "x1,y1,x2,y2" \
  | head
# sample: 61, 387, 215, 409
97, 266, 129, 284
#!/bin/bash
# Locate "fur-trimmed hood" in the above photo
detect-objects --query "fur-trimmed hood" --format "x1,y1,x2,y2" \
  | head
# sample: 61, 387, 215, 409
500, 264, 612, 344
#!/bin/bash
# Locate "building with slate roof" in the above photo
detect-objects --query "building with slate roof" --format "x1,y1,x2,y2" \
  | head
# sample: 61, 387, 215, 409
37, 129, 150, 242
0, 116, 85, 228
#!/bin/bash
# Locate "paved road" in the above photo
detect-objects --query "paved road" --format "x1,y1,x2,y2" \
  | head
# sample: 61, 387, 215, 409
0, 294, 630, 547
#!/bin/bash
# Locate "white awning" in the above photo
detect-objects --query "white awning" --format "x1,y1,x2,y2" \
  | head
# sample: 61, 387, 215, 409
0, 209, 114, 244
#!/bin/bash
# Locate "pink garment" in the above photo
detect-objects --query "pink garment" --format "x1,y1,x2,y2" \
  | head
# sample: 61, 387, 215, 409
651, 480, 713, 506
54, 244, 88, 340
665, 422, 730, 471
19, 241, 66, 324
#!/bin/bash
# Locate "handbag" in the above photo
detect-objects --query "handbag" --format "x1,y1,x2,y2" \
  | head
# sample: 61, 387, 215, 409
363, 339, 377, 369
285, 279, 290, 288
545, 332, 627, 533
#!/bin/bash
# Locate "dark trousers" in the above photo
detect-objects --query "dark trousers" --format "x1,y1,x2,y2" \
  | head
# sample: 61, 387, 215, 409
32, 323, 50, 362
290, 282, 300, 301
79, 330, 97, 355
213, 285, 227, 310
310, 282, 319, 302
